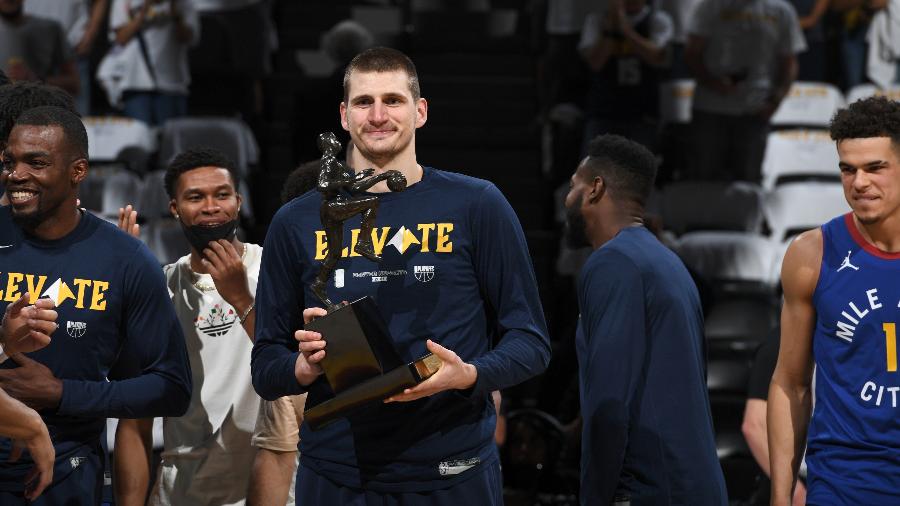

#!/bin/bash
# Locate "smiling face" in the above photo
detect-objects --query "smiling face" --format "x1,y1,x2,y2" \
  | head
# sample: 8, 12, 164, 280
3, 124, 84, 229
169, 166, 241, 229
838, 137, 900, 226
340, 69, 427, 168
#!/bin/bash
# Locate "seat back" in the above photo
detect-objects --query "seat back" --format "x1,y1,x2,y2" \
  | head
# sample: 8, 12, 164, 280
770, 82, 844, 127
761, 129, 839, 189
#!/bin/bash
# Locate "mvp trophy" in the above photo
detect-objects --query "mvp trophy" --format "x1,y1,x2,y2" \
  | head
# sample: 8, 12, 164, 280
303, 132, 441, 430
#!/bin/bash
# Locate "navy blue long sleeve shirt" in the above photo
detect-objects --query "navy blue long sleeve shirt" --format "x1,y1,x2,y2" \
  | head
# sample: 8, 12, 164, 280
251, 167, 550, 492
577, 227, 726, 506
0, 210, 192, 490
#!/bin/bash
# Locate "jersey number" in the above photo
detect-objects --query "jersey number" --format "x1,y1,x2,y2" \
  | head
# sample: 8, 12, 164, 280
884, 322, 898, 372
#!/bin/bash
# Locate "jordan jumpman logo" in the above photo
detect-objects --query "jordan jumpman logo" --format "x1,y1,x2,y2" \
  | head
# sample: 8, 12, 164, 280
837, 251, 859, 272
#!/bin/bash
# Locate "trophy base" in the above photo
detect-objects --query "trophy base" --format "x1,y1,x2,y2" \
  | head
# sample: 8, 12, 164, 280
305, 296, 402, 394
304, 354, 442, 430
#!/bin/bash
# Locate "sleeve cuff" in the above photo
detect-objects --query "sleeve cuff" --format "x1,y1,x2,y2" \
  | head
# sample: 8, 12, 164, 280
56, 379, 79, 416
455, 361, 490, 401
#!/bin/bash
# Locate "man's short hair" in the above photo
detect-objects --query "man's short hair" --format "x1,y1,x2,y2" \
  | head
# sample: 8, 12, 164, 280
164, 147, 240, 199
343, 47, 420, 102
583, 134, 657, 206
830, 96, 900, 147
282, 160, 321, 203
0, 82, 77, 145
0, 69, 9, 87
14, 105, 88, 159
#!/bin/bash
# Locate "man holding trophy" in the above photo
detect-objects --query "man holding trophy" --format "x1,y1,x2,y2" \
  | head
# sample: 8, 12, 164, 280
251, 47, 551, 503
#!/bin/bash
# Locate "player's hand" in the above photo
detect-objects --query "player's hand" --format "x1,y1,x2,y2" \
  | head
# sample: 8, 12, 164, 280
201, 240, 254, 316
0, 354, 63, 411
117, 204, 140, 238
294, 307, 327, 386
18, 423, 54, 500
1, 293, 57, 356
384, 340, 478, 403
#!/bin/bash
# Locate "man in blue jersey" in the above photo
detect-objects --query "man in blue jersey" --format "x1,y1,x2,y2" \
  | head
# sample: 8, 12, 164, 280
251, 47, 551, 503
769, 96, 900, 505
564, 134, 726, 505
0, 105, 192, 505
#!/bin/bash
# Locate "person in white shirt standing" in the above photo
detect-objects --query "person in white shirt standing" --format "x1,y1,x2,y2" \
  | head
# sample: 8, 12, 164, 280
108, 0, 198, 126
113, 148, 301, 506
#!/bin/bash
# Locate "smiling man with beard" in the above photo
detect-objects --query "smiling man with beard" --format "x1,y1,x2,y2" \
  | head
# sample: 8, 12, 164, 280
564, 134, 725, 506
0, 106, 191, 505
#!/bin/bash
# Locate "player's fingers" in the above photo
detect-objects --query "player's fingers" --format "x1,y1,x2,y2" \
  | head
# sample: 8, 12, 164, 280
302, 307, 327, 324
26, 319, 57, 337
425, 339, 454, 361
306, 350, 326, 364
199, 258, 221, 279
31, 297, 56, 310
298, 340, 326, 354
385, 386, 426, 403
26, 306, 57, 323
213, 239, 240, 261
6, 292, 30, 315
294, 329, 322, 343
8, 353, 34, 366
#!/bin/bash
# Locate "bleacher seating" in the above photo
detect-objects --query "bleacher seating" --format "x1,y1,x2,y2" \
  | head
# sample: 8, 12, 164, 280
770, 82, 844, 128
761, 129, 840, 189
764, 181, 850, 241
846, 83, 900, 104
83, 116, 156, 173
661, 181, 764, 236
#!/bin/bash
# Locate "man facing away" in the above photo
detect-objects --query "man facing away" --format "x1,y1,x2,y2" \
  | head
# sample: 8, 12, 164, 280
251, 46, 551, 503
564, 134, 726, 505
0, 106, 191, 505
769, 96, 900, 505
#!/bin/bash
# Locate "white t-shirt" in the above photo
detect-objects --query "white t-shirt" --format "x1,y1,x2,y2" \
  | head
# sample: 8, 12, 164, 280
659, 0, 702, 43
24, 0, 89, 48
108, 0, 199, 95
578, 6, 675, 52
689, 0, 807, 115
150, 243, 263, 506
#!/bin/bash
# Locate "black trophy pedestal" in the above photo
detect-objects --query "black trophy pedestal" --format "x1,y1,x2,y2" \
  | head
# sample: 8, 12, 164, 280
303, 296, 441, 430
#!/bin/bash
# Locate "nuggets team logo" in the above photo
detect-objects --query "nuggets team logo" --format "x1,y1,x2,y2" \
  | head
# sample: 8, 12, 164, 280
66, 321, 87, 339
414, 265, 435, 283
194, 304, 237, 337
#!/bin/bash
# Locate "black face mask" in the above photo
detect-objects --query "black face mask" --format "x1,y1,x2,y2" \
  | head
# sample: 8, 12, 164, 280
180, 219, 238, 254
